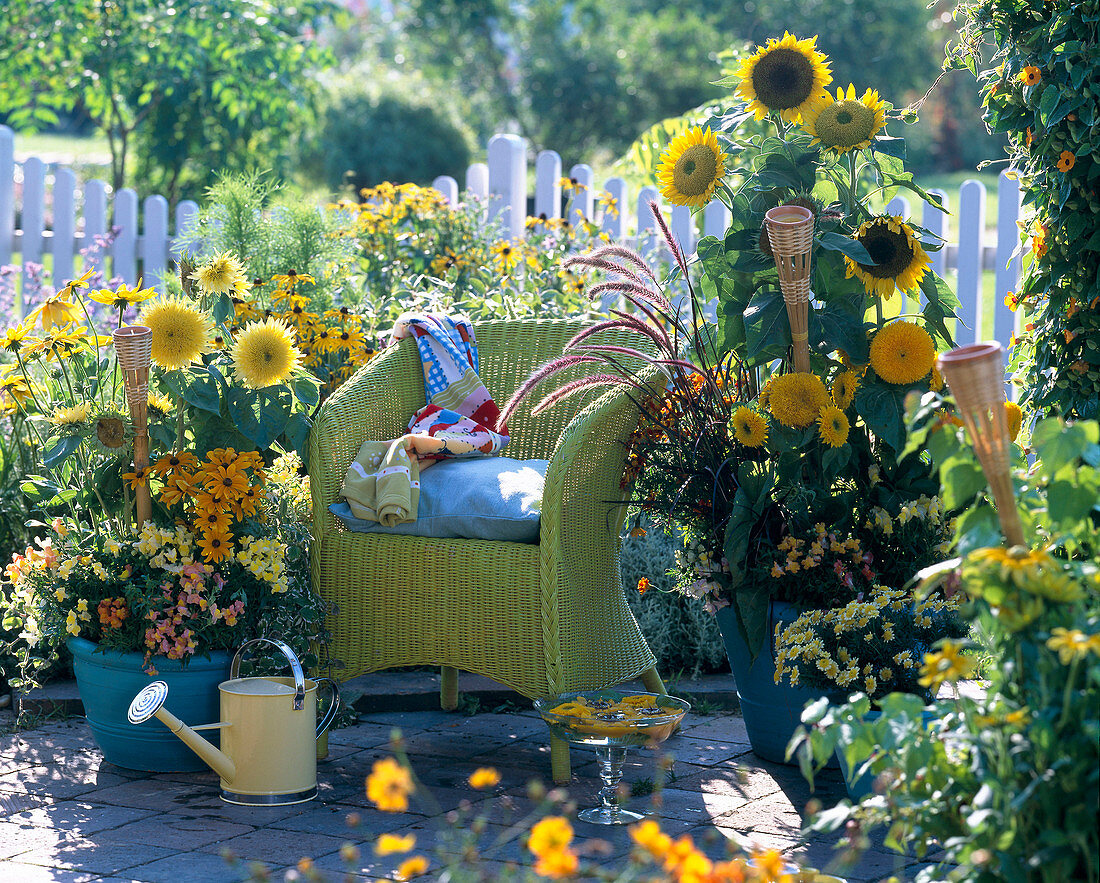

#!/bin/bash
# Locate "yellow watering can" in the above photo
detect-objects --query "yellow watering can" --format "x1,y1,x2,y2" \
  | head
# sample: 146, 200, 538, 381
127, 638, 339, 806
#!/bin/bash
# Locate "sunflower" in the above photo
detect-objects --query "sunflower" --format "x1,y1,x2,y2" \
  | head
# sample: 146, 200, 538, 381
729, 406, 769, 447
1004, 401, 1023, 442
767, 372, 829, 428
734, 32, 832, 123
801, 84, 886, 153
230, 318, 303, 389
147, 393, 175, 422
141, 296, 213, 371
656, 127, 727, 209
869, 321, 936, 385
817, 405, 850, 447
50, 402, 91, 435
831, 370, 859, 409
85, 404, 133, 457
844, 216, 931, 299
192, 252, 249, 295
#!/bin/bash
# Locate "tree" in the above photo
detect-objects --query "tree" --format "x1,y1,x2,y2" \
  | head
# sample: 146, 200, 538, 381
0, 0, 337, 201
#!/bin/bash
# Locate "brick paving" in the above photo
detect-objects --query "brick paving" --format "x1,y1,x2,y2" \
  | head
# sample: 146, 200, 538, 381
0, 678, 943, 882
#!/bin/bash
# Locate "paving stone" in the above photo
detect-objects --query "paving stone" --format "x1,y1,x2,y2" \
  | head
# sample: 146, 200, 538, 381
0, 860, 102, 882
396, 729, 519, 762
0, 819, 71, 860
269, 801, 426, 838
659, 733, 754, 767
122, 849, 271, 883
15, 839, 177, 875
357, 709, 458, 733
329, 721, 398, 750
0, 762, 135, 799
92, 814, 255, 849
0, 790, 52, 818
195, 827, 351, 866
427, 712, 550, 741
0, 798, 156, 837
679, 714, 753, 745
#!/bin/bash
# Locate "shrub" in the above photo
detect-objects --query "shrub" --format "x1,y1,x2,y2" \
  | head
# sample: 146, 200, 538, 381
306, 70, 476, 193
950, 2, 1100, 418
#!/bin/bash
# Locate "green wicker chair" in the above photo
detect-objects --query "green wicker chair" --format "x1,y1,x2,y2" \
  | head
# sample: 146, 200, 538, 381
308, 318, 665, 783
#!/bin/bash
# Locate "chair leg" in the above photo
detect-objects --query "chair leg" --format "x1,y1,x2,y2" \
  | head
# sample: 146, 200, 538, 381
441, 666, 459, 711
640, 665, 666, 695
550, 733, 571, 785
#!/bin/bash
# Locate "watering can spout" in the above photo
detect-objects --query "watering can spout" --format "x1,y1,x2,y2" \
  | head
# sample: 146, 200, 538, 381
128, 682, 236, 782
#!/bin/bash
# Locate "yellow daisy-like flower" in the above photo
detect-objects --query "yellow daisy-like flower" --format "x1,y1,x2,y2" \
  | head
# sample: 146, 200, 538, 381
869, 320, 936, 385
489, 241, 521, 274
528, 816, 574, 857
88, 280, 157, 310
29, 290, 83, 332
1004, 401, 1023, 442
367, 757, 415, 812
1047, 628, 1096, 664
192, 252, 249, 295
468, 767, 502, 789
0, 320, 37, 355
374, 833, 416, 856
729, 405, 769, 447
734, 32, 833, 123
801, 84, 886, 153
656, 126, 726, 209
831, 370, 859, 409
845, 216, 931, 299
817, 405, 850, 447
767, 372, 829, 428
140, 297, 213, 371
196, 527, 234, 564
230, 318, 303, 389
918, 639, 976, 692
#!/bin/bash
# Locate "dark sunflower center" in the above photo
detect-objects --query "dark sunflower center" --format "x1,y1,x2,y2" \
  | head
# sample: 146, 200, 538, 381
97, 418, 125, 447
858, 226, 915, 279
751, 48, 816, 110
836, 110, 853, 125
223, 477, 234, 487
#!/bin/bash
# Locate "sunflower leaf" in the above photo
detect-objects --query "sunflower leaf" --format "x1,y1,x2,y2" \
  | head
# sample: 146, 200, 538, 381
817, 232, 874, 265
854, 379, 908, 453
182, 373, 221, 414
919, 272, 960, 348
874, 137, 906, 161
743, 285, 791, 365
41, 435, 82, 470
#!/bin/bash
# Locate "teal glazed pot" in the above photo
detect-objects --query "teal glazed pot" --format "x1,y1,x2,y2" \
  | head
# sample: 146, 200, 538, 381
67, 637, 231, 772
715, 600, 843, 765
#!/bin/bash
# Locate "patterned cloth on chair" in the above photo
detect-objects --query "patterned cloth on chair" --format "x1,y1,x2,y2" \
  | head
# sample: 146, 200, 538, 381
340, 314, 509, 525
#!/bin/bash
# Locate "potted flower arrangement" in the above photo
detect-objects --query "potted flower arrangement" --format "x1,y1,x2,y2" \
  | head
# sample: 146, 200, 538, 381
501, 31, 961, 762
0, 258, 327, 771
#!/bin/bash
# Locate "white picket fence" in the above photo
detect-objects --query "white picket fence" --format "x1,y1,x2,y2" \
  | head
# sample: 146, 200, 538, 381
2, 126, 1020, 349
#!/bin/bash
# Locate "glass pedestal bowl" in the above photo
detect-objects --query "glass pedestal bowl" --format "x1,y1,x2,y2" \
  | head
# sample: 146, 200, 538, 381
533, 690, 690, 825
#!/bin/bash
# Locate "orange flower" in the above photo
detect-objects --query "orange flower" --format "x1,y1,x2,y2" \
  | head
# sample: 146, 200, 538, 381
1057, 150, 1075, 172
1019, 65, 1041, 86
374, 833, 416, 855
1031, 223, 1047, 257
122, 465, 153, 491
528, 816, 574, 857
202, 463, 249, 501
366, 757, 414, 812
467, 767, 501, 789
637, 577, 651, 595
394, 855, 429, 880
196, 528, 234, 564
152, 450, 200, 478
533, 847, 578, 878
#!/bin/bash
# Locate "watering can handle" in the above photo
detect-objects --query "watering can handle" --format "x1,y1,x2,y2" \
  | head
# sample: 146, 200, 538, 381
314, 678, 341, 738
231, 638, 306, 710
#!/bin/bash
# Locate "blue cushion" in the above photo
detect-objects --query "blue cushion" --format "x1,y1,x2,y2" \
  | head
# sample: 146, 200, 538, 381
331, 456, 547, 544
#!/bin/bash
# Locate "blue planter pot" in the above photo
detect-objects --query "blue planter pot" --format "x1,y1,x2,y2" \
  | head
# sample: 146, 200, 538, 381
67, 637, 231, 772
715, 601, 843, 765
836, 706, 938, 800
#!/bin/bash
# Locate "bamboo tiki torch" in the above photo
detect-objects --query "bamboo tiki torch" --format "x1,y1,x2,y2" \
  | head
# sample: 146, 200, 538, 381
765, 204, 815, 374
113, 326, 153, 527
937, 342, 1026, 547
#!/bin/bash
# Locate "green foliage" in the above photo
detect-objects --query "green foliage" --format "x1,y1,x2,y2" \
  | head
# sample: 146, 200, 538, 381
794, 410, 1100, 883
302, 68, 477, 193
0, 0, 338, 201
950, 1, 1100, 418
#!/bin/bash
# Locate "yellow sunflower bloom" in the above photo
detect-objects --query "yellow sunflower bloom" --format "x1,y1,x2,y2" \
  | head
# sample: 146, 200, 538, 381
729, 405, 769, 447
734, 32, 833, 123
817, 405, 850, 447
656, 126, 726, 209
86, 405, 133, 457
801, 84, 886, 153
230, 318, 304, 389
50, 402, 91, 433
845, 216, 931, 299
831, 369, 859, 409
140, 296, 213, 371
869, 321, 936, 385
767, 372, 829, 428
192, 252, 249, 295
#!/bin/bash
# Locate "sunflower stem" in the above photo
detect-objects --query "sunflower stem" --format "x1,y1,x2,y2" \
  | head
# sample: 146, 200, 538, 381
174, 395, 186, 451
847, 153, 858, 218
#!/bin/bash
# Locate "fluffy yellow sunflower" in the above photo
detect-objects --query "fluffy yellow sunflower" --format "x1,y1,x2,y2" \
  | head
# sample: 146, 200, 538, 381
801, 84, 886, 153
869, 321, 936, 385
656, 126, 726, 209
817, 405, 850, 447
50, 402, 91, 434
845, 216, 931, 299
230, 318, 303, 389
831, 370, 859, 409
734, 32, 832, 123
141, 297, 214, 371
729, 406, 769, 447
1004, 401, 1023, 441
146, 392, 175, 422
192, 252, 249, 295
767, 372, 829, 428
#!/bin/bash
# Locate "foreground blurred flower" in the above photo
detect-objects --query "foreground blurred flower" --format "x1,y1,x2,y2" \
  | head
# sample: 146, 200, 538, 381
734, 32, 832, 123
656, 126, 726, 208
845, 216, 931, 299
918, 639, 976, 692
467, 767, 501, 790
140, 297, 214, 371
230, 318, 304, 389
394, 855, 429, 880
1004, 401, 1023, 441
802, 84, 887, 153
374, 833, 416, 855
366, 757, 414, 812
